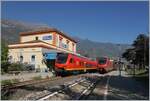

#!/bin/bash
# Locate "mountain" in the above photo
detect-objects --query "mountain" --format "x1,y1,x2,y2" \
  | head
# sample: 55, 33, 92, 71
74, 37, 130, 59
1, 19, 131, 58
1, 19, 50, 44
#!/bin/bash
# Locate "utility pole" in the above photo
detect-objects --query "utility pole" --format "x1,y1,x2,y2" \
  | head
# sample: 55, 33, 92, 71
119, 58, 121, 76
117, 44, 121, 76
144, 37, 146, 69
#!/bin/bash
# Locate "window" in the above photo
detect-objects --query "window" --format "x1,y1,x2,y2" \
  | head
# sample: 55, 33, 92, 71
56, 53, 68, 64
72, 43, 75, 51
20, 56, 23, 62
66, 40, 69, 49
35, 37, 39, 40
31, 55, 35, 62
80, 62, 82, 66
8, 56, 13, 62
59, 37, 63, 47
69, 58, 74, 63
98, 57, 107, 65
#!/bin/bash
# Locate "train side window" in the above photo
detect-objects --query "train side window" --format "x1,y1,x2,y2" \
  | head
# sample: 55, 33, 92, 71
84, 62, 86, 67
70, 58, 74, 63
80, 62, 82, 66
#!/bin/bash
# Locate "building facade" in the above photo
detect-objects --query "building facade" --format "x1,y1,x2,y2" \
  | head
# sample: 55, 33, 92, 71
8, 28, 77, 71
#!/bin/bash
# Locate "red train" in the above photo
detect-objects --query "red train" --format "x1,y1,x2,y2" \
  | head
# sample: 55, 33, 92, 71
55, 53, 114, 75
97, 57, 114, 73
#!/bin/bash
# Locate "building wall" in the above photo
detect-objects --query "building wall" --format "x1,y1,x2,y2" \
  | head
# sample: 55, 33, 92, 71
21, 33, 54, 45
8, 47, 47, 71
20, 32, 76, 53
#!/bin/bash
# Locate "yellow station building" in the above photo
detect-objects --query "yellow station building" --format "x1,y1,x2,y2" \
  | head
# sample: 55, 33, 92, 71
8, 28, 77, 71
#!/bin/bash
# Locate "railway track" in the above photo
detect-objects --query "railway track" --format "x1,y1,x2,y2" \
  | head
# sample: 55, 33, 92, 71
1, 76, 62, 91
1, 73, 101, 100
35, 75, 100, 100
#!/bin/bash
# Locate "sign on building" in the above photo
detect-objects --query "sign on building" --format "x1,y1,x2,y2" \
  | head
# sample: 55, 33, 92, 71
44, 53, 57, 59
42, 35, 52, 40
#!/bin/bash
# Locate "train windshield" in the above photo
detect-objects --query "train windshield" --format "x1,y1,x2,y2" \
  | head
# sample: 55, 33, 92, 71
56, 53, 68, 64
98, 58, 107, 64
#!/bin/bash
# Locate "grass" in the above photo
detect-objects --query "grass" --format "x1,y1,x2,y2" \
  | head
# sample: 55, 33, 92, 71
126, 68, 149, 87
32, 75, 42, 80
126, 68, 148, 75
1, 79, 20, 86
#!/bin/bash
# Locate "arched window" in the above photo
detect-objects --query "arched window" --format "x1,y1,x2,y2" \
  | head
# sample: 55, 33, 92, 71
31, 55, 35, 62
20, 56, 23, 62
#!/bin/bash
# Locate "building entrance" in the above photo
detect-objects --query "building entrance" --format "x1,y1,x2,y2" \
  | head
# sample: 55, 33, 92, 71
43, 53, 57, 74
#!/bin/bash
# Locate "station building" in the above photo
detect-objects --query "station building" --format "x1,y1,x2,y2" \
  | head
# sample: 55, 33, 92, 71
8, 28, 77, 71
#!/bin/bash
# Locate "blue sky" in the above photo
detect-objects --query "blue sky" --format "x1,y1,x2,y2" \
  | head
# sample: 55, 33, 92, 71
2, 1, 149, 44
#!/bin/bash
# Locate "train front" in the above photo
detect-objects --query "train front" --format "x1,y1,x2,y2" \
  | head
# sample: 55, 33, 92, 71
55, 53, 69, 75
97, 57, 108, 73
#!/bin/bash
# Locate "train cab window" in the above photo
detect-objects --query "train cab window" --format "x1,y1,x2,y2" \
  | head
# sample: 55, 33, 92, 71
98, 57, 107, 64
57, 53, 68, 64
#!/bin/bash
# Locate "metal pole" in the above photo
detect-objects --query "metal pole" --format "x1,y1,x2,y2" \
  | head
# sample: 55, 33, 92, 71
119, 58, 121, 76
144, 37, 146, 69
117, 44, 121, 76
134, 64, 135, 76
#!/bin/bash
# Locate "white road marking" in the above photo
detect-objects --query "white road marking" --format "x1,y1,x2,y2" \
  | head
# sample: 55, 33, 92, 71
103, 75, 111, 100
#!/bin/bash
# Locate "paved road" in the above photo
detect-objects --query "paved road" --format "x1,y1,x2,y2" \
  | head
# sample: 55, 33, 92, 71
87, 70, 149, 100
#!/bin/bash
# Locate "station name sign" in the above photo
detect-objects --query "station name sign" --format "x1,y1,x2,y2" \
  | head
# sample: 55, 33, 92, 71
42, 35, 52, 40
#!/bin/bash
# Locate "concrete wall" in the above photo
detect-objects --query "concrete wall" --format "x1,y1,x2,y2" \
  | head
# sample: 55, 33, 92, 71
21, 33, 53, 44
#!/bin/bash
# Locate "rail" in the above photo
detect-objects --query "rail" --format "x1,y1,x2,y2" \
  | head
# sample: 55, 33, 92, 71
36, 75, 99, 100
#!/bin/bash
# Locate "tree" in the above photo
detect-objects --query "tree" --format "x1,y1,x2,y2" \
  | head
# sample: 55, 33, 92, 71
1, 42, 9, 62
122, 34, 149, 69
1, 41, 10, 73
122, 48, 136, 64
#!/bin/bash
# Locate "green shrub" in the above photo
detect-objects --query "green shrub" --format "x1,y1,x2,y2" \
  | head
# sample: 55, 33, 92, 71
7, 62, 25, 71
32, 75, 42, 80
1, 61, 11, 73
1, 79, 19, 86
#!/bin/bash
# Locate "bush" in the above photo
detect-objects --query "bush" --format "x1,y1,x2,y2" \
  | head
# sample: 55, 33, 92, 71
7, 62, 34, 72
1, 79, 19, 86
32, 75, 42, 80
2, 62, 36, 73
24, 64, 35, 71
1, 61, 11, 73
7, 62, 25, 71
35, 68, 41, 72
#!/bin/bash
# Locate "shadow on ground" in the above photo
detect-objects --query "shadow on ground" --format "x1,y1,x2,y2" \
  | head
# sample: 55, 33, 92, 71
86, 74, 149, 100
2, 73, 149, 100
